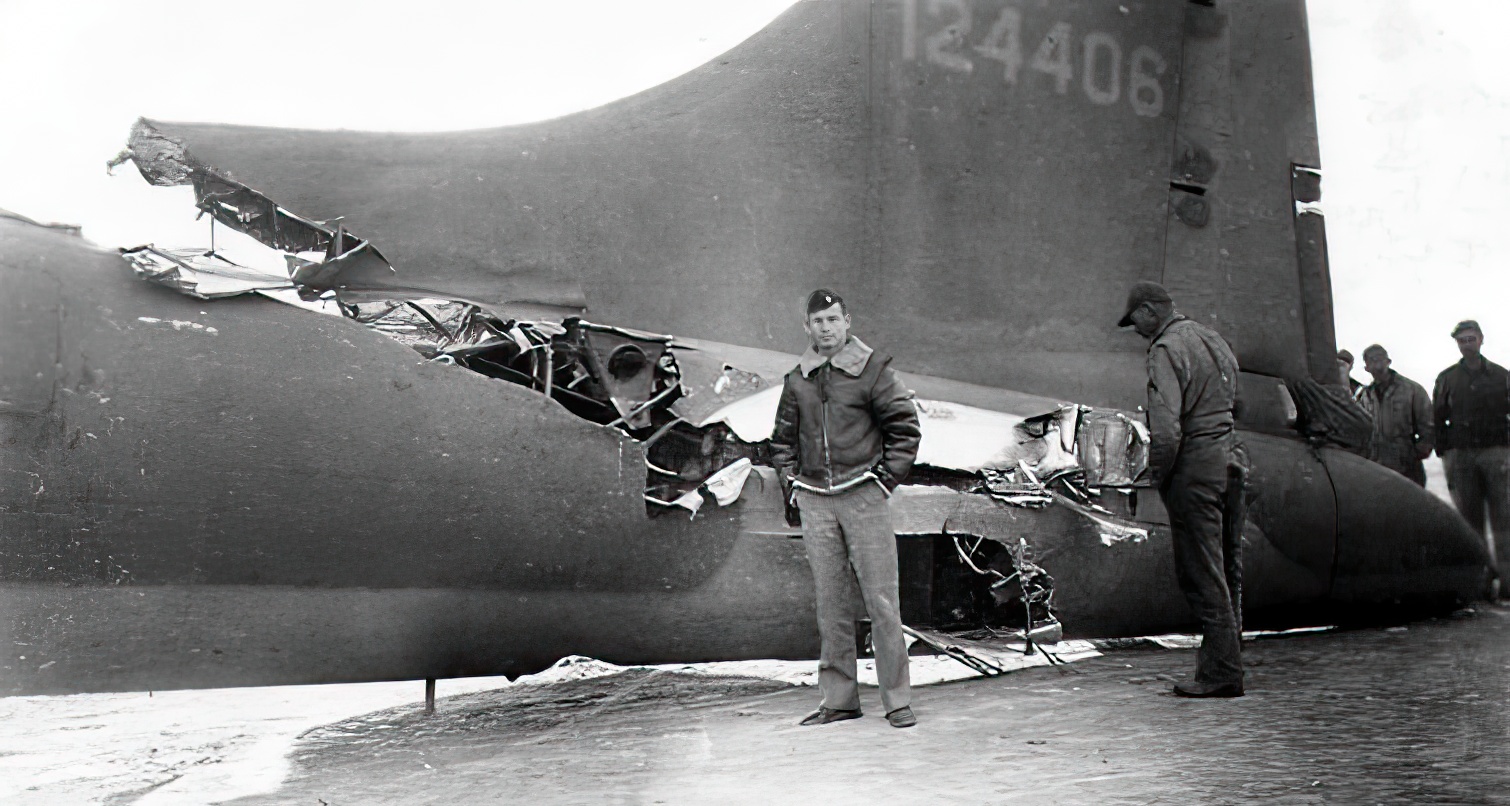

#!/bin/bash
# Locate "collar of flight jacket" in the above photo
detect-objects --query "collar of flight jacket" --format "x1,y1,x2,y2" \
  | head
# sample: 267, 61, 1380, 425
1146, 313, 1187, 348
1455, 355, 1496, 376
798, 336, 874, 378
1366, 369, 1398, 395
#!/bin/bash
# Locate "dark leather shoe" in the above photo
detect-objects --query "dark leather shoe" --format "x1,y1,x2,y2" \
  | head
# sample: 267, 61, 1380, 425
799, 707, 862, 726
1173, 681, 1245, 698
885, 706, 917, 728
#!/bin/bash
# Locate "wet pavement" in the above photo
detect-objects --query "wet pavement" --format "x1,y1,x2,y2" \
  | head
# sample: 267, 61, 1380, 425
215, 605, 1510, 806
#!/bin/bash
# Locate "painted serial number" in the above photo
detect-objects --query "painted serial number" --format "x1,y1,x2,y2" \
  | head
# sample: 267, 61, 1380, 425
901, 0, 1170, 118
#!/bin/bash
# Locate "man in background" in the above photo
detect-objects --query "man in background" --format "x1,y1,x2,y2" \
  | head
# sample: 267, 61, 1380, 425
1361, 344, 1433, 487
1434, 320, 1510, 584
1338, 348, 1366, 404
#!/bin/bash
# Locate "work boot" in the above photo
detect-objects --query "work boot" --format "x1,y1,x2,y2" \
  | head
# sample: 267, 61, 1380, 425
885, 706, 917, 728
799, 707, 862, 726
1172, 681, 1244, 698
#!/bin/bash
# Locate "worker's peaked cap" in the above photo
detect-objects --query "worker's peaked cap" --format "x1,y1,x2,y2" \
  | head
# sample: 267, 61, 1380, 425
1118, 281, 1173, 327
1452, 319, 1482, 338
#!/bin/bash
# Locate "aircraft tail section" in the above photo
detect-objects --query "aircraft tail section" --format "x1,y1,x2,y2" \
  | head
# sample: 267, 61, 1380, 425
1160, 0, 1331, 385
133, 0, 1331, 408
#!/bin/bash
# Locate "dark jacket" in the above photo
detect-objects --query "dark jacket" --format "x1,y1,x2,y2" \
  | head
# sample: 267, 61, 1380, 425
1433, 357, 1510, 452
769, 336, 921, 495
1146, 315, 1239, 484
1363, 369, 1433, 472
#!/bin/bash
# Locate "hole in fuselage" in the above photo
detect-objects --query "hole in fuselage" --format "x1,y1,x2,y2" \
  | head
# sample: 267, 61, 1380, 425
898, 535, 1058, 636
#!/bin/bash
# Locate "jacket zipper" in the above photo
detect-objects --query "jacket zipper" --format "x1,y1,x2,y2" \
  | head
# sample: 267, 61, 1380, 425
820, 366, 833, 486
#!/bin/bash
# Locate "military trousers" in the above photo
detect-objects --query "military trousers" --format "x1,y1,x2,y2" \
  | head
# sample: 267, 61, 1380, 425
1443, 446, 1510, 578
796, 483, 911, 714
1159, 437, 1247, 687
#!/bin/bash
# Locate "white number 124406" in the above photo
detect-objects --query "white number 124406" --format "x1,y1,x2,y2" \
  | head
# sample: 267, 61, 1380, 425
901, 0, 1168, 118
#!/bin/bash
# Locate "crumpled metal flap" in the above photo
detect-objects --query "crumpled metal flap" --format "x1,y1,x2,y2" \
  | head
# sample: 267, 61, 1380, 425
121, 245, 293, 299
126, 118, 589, 315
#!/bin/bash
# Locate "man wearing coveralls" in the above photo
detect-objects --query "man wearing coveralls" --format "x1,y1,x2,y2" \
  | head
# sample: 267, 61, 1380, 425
1120, 281, 1248, 698
770, 289, 923, 728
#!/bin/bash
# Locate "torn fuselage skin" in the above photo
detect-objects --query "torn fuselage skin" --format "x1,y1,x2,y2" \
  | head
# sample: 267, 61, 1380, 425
124, 120, 393, 293
913, 532, 1061, 643
119, 129, 1165, 644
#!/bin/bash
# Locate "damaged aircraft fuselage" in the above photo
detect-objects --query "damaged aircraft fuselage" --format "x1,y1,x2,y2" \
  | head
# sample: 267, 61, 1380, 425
0, 215, 1486, 696
0, 0, 1492, 696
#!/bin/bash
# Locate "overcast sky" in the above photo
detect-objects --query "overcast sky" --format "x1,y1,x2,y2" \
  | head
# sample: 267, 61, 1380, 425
1, 0, 1505, 389
1310, 0, 1510, 388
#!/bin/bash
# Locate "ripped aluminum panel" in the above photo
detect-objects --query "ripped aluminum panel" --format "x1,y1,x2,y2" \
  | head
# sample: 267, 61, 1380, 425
1076, 410, 1150, 487
1051, 492, 1150, 547
351, 300, 507, 354
569, 320, 674, 345
900, 625, 1009, 677
125, 121, 383, 271
121, 245, 293, 299
698, 390, 1044, 473
192, 172, 338, 256
912, 400, 1028, 472
666, 346, 769, 425
701, 457, 754, 506
644, 457, 754, 518
697, 385, 782, 443
121, 121, 579, 312
640, 458, 751, 522
289, 238, 397, 293
644, 488, 705, 516
979, 467, 1054, 508
700, 390, 1133, 482
114, 156, 393, 308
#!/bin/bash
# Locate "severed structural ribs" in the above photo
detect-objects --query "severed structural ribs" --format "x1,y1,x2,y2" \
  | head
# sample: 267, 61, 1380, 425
354, 302, 768, 516
113, 120, 1160, 646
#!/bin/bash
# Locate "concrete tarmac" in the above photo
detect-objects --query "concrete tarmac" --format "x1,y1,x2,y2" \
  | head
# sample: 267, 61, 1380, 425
221, 605, 1510, 806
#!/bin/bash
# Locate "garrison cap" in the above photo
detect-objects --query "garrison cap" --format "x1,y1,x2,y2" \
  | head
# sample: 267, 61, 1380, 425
1117, 281, 1173, 327
1452, 319, 1482, 338
806, 288, 844, 315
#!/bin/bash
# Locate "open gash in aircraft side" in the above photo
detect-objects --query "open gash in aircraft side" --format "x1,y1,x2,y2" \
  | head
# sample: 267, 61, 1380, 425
0, 0, 1488, 696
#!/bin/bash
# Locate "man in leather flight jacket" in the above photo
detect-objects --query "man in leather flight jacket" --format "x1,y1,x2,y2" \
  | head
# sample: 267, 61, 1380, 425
1360, 344, 1434, 486
770, 289, 922, 729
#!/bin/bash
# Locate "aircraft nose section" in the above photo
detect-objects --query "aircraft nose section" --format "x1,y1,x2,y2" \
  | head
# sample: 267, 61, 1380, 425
1322, 447, 1491, 606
